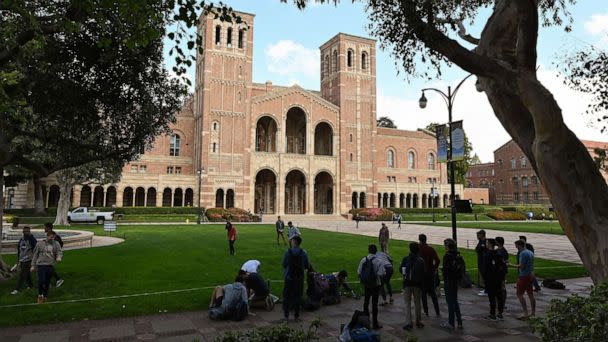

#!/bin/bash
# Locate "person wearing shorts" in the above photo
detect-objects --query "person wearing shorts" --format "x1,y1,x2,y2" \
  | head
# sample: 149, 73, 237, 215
511, 239, 536, 320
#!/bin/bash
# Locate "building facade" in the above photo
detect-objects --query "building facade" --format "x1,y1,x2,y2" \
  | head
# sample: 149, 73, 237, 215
7, 10, 461, 216
466, 139, 607, 206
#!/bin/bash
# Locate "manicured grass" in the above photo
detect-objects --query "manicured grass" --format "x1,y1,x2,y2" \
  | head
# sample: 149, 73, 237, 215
0, 224, 584, 327
420, 221, 565, 235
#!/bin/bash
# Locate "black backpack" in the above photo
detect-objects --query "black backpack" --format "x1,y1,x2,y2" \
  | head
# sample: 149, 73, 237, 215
289, 249, 304, 279
404, 256, 425, 285
542, 279, 566, 290
360, 257, 377, 288
452, 254, 466, 280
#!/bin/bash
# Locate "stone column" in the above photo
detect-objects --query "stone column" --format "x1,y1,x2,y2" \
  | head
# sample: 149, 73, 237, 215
171, 190, 175, 207
89, 188, 93, 207
144, 190, 148, 207
156, 191, 163, 207
307, 179, 313, 215
116, 188, 124, 207
101, 188, 106, 207
183, 192, 187, 207
72, 185, 82, 207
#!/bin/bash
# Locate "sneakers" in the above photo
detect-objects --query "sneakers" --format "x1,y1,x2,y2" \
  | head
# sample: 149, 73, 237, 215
497, 313, 504, 320
10, 290, 19, 295
440, 322, 454, 330
477, 290, 487, 296
36, 295, 44, 304
56, 279, 64, 288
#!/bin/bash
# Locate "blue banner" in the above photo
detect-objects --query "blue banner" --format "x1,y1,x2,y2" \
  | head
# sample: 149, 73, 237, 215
436, 124, 448, 163
451, 121, 465, 161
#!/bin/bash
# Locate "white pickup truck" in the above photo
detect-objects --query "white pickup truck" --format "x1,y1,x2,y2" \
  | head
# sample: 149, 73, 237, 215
67, 207, 114, 224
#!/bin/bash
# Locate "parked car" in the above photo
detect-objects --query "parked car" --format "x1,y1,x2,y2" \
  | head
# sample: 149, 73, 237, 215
67, 207, 114, 224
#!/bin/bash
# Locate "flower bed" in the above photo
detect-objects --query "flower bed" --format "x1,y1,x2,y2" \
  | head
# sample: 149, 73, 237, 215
205, 207, 259, 222
349, 208, 394, 221
487, 211, 526, 220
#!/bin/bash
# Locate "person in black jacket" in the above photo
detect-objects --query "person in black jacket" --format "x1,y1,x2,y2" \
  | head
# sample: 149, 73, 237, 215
11, 227, 38, 294
475, 230, 487, 295
441, 238, 463, 330
482, 239, 506, 320
495, 237, 509, 311
400, 242, 426, 331
518, 236, 541, 291
44, 223, 64, 288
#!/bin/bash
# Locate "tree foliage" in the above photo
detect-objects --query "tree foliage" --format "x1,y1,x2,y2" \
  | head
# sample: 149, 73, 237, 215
376, 116, 397, 128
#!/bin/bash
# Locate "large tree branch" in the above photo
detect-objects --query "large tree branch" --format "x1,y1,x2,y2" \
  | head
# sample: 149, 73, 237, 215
515, 0, 539, 71
457, 22, 480, 45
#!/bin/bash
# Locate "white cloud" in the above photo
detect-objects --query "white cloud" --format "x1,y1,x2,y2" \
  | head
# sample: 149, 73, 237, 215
378, 67, 606, 163
584, 13, 608, 46
265, 40, 319, 81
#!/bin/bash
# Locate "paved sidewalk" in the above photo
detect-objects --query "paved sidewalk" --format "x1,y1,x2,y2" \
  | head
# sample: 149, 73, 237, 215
0, 277, 592, 342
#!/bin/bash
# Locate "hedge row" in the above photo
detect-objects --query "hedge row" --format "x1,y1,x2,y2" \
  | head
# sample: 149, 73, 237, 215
4, 207, 203, 216
206, 208, 260, 222
487, 211, 527, 220
349, 208, 394, 221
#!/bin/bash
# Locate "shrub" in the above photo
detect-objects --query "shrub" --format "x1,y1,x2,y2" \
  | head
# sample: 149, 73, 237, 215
390, 206, 486, 214
214, 318, 320, 342
530, 282, 608, 342
350, 208, 393, 221
205, 208, 256, 222
3, 214, 18, 224
487, 211, 526, 220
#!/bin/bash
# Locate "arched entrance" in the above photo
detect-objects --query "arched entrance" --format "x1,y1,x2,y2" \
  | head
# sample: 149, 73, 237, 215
389, 193, 396, 208
48, 185, 60, 207
314, 122, 333, 156
255, 169, 276, 214
173, 188, 183, 207
382, 193, 388, 208
314, 172, 333, 214
185, 188, 194, 207
422, 194, 427, 208
399, 193, 405, 208
80, 185, 92, 207
135, 187, 145, 206
123, 187, 134, 207
443, 194, 448, 208
285, 170, 306, 214
352, 192, 358, 209
413, 194, 419, 208
162, 188, 172, 207
377, 193, 381, 207
215, 189, 224, 208
256, 116, 278, 152
406, 193, 412, 208
147, 188, 157, 207
93, 186, 104, 207
359, 192, 366, 208
226, 189, 235, 208
105, 186, 117, 207
285, 107, 306, 154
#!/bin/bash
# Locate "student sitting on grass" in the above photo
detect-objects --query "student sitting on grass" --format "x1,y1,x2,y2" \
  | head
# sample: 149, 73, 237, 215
209, 275, 249, 321
240, 270, 274, 310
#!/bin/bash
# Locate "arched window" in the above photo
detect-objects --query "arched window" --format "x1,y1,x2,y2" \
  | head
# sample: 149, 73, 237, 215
332, 50, 338, 72
349, 134, 353, 142
213, 122, 218, 130
212, 142, 217, 153
226, 27, 232, 46
408, 151, 416, 169
427, 153, 435, 170
361, 51, 368, 70
170, 134, 180, 156
347, 49, 354, 67
387, 150, 394, 168
522, 176, 529, 187
215, 25, 221, 45
521, 156, 527, 168
511, 158, 516, 169
238, 29, 244, 48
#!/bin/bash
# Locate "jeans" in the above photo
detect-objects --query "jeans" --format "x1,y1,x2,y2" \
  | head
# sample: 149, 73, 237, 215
444, 282, 462, 327
421, 273, 440, 316
486, 280, 504, 316
283, 278, 304, 319
380, 266, 393, 301
363, 286, 380, 325
228, 240, 235, 255
50, 266, 61, 282
15, 261, 33, 290
37, 265, 53, 297
403, 286, 422, 325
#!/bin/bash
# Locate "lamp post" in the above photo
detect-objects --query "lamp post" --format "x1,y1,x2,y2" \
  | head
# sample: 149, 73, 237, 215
419, 74, 476, 242
196, 168, 204, 224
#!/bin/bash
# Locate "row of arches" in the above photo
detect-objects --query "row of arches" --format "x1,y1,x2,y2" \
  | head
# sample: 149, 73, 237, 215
214, 189, 235, 209
256, 109, 334, 156
254, 169, 334, 215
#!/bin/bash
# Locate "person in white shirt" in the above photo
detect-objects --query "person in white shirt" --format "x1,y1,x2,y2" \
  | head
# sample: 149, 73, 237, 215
241, 259, 261, 273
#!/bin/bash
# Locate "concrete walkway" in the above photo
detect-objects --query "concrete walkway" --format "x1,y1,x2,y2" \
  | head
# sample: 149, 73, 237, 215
0, 277, 593, 342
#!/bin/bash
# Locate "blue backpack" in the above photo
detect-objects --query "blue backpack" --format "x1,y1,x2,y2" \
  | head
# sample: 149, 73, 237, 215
350, 327, 380, 342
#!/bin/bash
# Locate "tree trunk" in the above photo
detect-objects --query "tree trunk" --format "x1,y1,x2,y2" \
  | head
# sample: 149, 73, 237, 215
0, 167, 13, 279
54, 179, 73, 226
33, 175, 45, 215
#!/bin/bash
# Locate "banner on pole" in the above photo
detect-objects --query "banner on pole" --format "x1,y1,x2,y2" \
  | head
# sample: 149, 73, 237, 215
436, 124, 448, 163
451, 120, 465, 161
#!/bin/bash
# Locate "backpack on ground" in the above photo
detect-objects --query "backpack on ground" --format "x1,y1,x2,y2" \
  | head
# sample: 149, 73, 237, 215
542, 279, 566, 290
313, 273, 330, 297
360, 257, 377, 288
350, 327, 380, 342
288, 249, 304, 279
347, 310, 370, 330
208, 307, 224, 320
232, 300, 248, 321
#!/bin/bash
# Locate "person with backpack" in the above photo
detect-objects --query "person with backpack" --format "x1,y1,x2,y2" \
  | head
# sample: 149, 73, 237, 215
30, 230, 62, 303
518, 236, 541, 292
400, 242, 426, 331
482, 239, 506, 320
226, 221, 238, 256
240, 270, 272, 311
418, 234, 440, 317
511, 239, 536, 320
441, 238, 463, 330
325, 270, 357, 303
208, 275, 249, 321
378, 223, 390, 253
475, 230, 487, 296
275, 216, 287, 246
376, 250, 394, 306
287, 221, 301, 244
357, 244, 386, 330
281, 235, 310, 322
495, 237, 509, 312
11, 226, 37, 295
44, 222, 64, 288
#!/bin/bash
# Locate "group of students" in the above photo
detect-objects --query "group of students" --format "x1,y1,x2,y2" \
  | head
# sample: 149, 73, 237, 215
10, 223, 65, 303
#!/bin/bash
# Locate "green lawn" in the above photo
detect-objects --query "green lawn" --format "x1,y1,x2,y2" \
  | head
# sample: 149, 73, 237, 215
420, 221, 565, 235
401, 213, 493, 222
0, 224, 584, 327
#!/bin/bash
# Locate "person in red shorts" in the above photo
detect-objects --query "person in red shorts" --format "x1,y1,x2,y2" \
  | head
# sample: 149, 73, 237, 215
510, 239, 536, 320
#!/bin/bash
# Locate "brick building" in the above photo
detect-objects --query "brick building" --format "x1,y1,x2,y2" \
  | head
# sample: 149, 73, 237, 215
466, 139, 608, 206
6, 10, 462, 216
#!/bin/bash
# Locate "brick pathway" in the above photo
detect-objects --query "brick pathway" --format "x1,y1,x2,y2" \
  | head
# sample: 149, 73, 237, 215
0, 277, 593, 342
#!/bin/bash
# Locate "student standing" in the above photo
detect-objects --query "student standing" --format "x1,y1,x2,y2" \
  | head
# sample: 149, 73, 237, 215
287, 221, 301, 242
44, 222, 64, 287
397, 214, 402, 229
282, 236, 310, 322
30, 231, 62, 303
11, 227, 37, 295
418, 234, 440, 317
482, 239, 506, 320
400, 242, 426, 331
357, 244, 385, 330
378, 223, 390, 253
495, 237, 509, 312
475, 230, 487, 295
441, 238, 463, 330
226, 221, 238, 256
511, 239, 536, 320
518, 236, 541, 292
275, 216, 287, 245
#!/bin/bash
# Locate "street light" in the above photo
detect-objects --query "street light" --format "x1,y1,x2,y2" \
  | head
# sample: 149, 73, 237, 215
196, 167, 204, 224
419, 73, 476, 242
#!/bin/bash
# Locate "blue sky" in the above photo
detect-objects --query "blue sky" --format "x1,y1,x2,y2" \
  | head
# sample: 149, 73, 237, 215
165, 1, 608, 161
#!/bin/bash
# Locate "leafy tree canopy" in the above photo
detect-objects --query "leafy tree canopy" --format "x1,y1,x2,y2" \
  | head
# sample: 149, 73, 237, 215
376, 116, 397, 128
